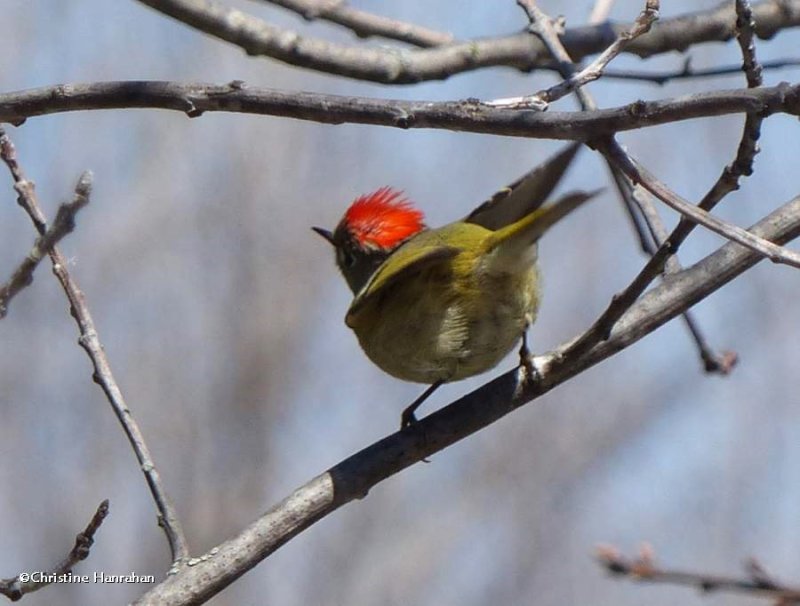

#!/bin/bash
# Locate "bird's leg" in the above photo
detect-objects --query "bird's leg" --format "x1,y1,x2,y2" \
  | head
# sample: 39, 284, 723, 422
518, 328, 540, 384
401, 380, 444, 429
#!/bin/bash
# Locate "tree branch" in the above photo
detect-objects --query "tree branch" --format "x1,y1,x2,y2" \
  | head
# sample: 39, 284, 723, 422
597, 546, 800, 602
0, 128, 190, 565
134, 194, 800, 605
506, 0, 735, 372
488, 0, 659, 109
0, 173, 91, 318
562, 0, 768, 365
1, 80, 798, 139
600, 140, 800, 267
0, 500, 109, 601
255, 0, 455, 47
601, 57, 800, 85
133, 0, 800, 84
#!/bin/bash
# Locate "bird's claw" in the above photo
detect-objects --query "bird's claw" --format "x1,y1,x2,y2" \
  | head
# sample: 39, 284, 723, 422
518, 331, 542, 386
400, 410, 419, 430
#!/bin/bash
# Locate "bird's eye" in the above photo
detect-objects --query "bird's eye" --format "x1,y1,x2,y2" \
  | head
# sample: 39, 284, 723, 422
339, 249, 356, 268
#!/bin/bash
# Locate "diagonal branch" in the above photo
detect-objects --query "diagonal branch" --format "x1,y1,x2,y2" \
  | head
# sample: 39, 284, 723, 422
0, 500, 109, 601
563, 0, 768, 363
0, 128, 190, 565
488, 0, 659, 109
600, 140, 800, 268
134, 0, 800, 84
508, 0, 735, 372
0, 174, 91, 318
134, 194, 800, 605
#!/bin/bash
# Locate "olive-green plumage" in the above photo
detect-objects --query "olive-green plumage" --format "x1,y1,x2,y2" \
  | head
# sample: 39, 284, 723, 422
343, 193, 593, 383
314, 143, 600, 396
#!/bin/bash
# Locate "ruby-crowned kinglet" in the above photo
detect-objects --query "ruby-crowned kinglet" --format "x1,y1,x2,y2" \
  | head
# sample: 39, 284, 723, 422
314, 145, 600, 427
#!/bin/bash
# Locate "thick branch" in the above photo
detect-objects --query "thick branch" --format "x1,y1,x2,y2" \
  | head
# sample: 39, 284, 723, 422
134, 0, 800, 83
135, 195, 800, 605
1, 80, 799, 140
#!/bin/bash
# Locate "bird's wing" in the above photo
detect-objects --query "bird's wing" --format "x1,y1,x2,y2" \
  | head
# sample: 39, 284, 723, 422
346, 244, 459, 322
465, 142, 581, 230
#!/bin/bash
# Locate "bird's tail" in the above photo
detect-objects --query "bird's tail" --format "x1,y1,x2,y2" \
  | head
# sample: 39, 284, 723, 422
485, 188, 603, 257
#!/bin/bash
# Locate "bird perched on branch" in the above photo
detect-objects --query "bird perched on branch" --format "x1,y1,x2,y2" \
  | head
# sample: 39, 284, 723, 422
314, 144, 599, 428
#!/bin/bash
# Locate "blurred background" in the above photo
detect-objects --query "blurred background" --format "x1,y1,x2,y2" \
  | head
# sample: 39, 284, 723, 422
1, 0, 799, 604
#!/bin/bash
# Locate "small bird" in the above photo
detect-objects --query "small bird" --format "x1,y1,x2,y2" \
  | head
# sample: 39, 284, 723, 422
314, 145, 599, 427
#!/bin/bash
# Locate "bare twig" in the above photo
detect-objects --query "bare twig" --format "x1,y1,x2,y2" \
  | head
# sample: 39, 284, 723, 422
505, 1, 770, 366
0, 128, 189, 565
488, 0, 659, 109
135, 195, 800, 605
507, 0, 734, 372
256, 0, 797, 83
601, 57, 799, 85
1, 80, 798, 139
735, 0, 764, 88
597, 546, 800, 602
134, 0, 800, 84
572, 0, 765, 369
539, 0, 657, 105
621, 182, 738, 373
0, 175, 91, 318
649, 0, 761, 372
628, 177, 736, 372
601, 140, 800, 267
643, 0, 764, 276
559, 130, 792, 362
256, 0, 454, 47
0, 500, 109, 601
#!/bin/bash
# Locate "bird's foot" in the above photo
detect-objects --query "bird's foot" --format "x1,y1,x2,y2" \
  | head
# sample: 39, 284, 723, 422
399, 380, 443, 431
518, 332, 541, 386
401, 408, 419, 430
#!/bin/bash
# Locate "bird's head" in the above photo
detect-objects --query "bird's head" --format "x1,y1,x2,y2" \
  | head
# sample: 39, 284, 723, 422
313, 187, 426, 294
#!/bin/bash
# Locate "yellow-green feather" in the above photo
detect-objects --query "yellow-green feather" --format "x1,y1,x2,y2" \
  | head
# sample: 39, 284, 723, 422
484, 190, 599, 255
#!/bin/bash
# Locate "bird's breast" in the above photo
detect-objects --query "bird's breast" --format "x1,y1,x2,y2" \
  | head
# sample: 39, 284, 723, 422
347, 256, 540, 384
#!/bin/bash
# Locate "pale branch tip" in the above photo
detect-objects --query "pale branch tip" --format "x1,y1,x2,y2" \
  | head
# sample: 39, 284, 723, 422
493, 0, 659, 110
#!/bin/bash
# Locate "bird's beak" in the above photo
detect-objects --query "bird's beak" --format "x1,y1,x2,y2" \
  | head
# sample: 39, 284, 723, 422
311, 226, 335, 246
